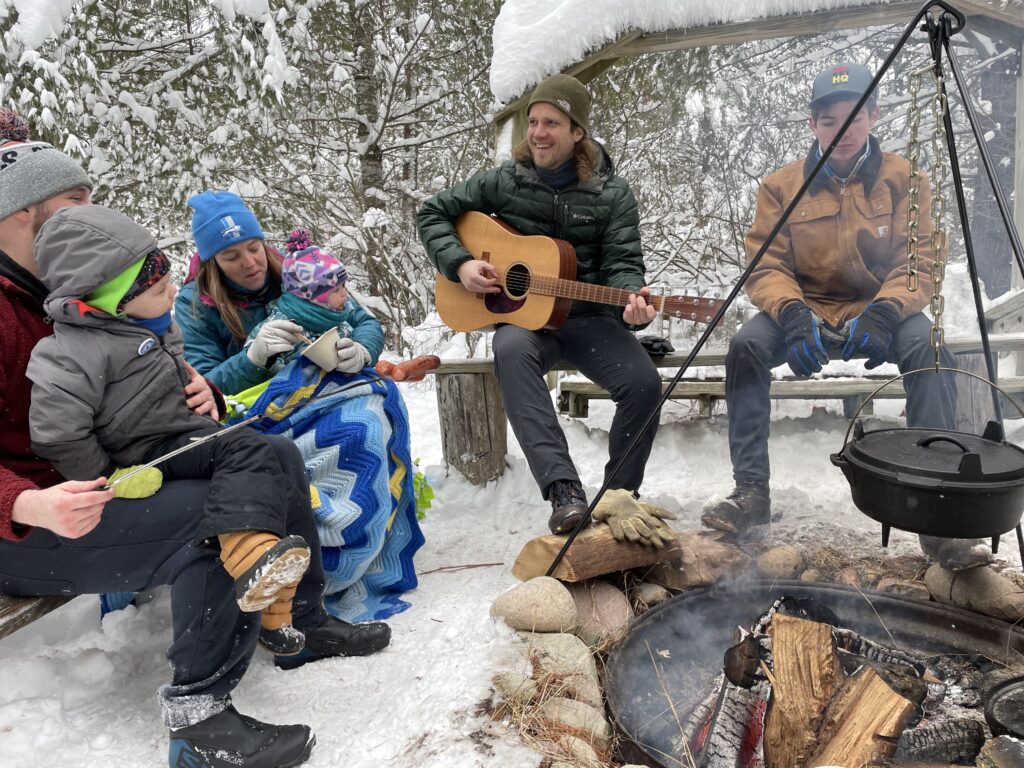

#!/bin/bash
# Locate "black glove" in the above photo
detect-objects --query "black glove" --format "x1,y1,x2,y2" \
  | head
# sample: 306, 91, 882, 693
779, 302, 828, 377
841, 301, 901, 369
637, 334, 675, 358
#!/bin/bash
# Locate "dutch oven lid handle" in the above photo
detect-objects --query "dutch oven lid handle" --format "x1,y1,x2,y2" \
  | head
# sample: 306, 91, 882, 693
917, 434, 969, 453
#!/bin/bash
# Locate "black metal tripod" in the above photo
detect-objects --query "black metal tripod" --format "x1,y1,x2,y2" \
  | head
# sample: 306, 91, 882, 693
546, 0, 1024, 575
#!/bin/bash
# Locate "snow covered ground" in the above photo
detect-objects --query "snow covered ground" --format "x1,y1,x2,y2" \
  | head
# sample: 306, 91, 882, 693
2, 373, 1023, 767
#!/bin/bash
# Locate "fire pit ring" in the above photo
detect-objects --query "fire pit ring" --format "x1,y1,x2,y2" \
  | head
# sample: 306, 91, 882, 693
605, 581, 1024, 768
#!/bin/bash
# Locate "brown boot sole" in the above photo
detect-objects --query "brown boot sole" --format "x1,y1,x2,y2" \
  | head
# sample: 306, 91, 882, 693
237, 545, 311, 613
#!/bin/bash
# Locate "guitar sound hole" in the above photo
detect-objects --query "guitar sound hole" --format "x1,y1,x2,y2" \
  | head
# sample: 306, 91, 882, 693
484, 262, 530, 316
503, 263, 531, 300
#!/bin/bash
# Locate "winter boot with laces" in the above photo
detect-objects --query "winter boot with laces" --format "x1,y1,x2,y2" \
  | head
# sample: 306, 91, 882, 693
701, 481, 771, 538
168, 705, 315, 768
547, 479, 589, 535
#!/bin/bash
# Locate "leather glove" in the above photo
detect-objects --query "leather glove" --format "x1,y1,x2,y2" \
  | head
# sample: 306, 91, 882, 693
335, 337, 370, 374
247, 319, 305, 368
108, 466, 163, 499
637, 335, 675, 358
841, 301, 901, 369
591, 489, 678, 548
779, 302, 829, 377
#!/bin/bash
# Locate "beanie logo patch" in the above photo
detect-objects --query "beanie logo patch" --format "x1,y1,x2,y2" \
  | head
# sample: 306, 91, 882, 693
557, 98, 572, 114
219, 215, 242, 241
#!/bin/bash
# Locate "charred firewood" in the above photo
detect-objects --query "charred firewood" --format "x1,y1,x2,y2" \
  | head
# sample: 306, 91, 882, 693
724, 633, 769, 688
892, 719, 986, 764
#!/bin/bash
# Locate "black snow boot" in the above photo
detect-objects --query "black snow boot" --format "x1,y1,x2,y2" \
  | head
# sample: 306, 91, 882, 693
168, 705, 314, 768
547, 479, 589, 535
274, 616, 392, 670
701, 481, 771, 538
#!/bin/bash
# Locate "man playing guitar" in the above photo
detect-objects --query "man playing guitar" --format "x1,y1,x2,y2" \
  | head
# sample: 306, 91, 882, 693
418, 74, 662, 536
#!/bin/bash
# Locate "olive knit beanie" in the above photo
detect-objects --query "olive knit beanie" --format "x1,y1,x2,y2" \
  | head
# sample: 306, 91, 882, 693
527, 74, 591, 134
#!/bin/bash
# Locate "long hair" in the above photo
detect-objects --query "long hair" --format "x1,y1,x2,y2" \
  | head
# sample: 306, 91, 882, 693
193, 244, 283, 344
513, 128, 602, 183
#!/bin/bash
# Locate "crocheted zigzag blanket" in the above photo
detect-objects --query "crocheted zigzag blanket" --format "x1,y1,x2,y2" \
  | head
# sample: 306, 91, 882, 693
247, 361, 425, 622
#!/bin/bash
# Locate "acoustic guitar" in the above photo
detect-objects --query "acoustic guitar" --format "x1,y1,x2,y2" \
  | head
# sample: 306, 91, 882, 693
434, 211, 724, 332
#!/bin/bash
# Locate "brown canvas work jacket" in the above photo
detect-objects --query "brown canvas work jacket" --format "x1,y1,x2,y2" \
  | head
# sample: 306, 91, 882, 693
744, 135, 942, 328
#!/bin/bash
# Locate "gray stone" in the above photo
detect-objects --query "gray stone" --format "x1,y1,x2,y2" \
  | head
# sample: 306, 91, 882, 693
756, 544, 803, 579
527, 632, 602, 708
536, 696, 612, 750
568, 580, 634, 648
491, 576, 576, 632
492, 671, 539, 707
633, 581, 671, 611
555, 734, 604, 768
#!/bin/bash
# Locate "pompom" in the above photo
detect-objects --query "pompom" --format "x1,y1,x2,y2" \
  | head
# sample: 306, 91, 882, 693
0, 108, 29, 143
286, 228, 312, 253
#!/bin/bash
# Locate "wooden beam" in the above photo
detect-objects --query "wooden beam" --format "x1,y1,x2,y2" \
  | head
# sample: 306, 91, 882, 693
1015, 45, 1024, 275
0, 594, 71, 640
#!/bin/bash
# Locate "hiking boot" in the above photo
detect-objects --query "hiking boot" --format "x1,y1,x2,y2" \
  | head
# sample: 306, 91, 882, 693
229, 535, 311, 613
547, 479, 589, 535
701, 481, 771, 538
168, 705, 314, 768
274, 616, 391, 670
259, 625, 306, 656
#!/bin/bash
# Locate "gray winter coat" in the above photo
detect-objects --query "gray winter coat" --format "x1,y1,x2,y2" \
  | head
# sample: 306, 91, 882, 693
27, 206, 217, 481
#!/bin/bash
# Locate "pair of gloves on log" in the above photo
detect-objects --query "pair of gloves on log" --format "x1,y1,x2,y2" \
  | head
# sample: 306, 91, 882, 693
591, 489, 678, 549
780, 300, 901, 376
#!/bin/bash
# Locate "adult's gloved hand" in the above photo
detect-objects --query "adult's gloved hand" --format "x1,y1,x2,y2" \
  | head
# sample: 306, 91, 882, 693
591, 489, 678, 548
247, 319, 305, 368
108, 466, 163, 499
335, 337, 370, 374
779, 302, 829, 377
841, 301, 901, 369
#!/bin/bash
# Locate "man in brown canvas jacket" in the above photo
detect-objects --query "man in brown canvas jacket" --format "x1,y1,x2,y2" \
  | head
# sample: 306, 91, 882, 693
702, 62, 962, 549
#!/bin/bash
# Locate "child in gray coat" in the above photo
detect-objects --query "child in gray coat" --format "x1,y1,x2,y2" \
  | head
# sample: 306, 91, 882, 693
27, 205, 310, 655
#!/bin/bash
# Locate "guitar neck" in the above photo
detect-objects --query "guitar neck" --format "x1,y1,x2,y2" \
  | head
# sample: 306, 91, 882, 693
525, 275, 710, 318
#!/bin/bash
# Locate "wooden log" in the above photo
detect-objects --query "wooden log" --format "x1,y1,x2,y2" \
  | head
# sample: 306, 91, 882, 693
511, 524, 681, 582
807, 665, 917, 768
0, 593, 71, 640
763, 614, 845, 768
436, 371, 507, 486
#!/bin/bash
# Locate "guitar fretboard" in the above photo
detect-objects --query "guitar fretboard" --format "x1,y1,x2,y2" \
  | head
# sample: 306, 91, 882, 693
498, 270, 721, 321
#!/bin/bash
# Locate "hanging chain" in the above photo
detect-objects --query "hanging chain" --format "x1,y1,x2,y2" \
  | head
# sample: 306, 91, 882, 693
905, 66, 925, 292
926, 60, 949, 368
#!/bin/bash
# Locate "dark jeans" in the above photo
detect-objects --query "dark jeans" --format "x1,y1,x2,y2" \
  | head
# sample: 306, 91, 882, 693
726, 311, 957, 484
493, 315, 663, 497
0, 434, 327, 729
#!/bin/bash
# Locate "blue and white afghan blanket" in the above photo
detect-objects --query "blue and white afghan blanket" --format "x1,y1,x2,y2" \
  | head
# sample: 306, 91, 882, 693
244, 360, 425, 622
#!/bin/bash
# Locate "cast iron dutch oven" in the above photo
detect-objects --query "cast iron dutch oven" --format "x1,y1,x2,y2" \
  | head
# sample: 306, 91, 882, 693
831, 420, 1024, 538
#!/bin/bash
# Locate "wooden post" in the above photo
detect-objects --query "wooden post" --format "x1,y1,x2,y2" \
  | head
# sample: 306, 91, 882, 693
436, 371, 507, 485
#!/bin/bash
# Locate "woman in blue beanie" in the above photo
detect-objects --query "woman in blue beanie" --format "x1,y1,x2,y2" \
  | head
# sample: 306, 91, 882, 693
176, 190, 424, 638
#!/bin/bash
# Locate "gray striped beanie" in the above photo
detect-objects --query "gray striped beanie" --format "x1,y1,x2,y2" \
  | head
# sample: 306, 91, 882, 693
0, 139, 93, 221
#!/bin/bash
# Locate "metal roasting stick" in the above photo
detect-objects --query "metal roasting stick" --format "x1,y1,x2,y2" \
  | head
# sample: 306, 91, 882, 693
103, 374, 384, 489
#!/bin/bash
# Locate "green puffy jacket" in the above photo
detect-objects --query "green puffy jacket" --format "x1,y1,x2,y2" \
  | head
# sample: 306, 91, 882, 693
417, 145, 646, 322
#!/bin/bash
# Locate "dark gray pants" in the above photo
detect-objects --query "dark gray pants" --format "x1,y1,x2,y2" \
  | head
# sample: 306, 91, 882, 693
493, 315, 663, 497
0, 434, 328, 728
725, 311, 958, 484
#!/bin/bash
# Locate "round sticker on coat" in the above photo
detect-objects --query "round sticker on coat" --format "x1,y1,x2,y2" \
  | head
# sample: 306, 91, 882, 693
137, 338, 155, 356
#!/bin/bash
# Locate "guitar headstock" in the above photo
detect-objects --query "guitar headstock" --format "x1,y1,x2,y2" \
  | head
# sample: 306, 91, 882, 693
659, 295, 724, 324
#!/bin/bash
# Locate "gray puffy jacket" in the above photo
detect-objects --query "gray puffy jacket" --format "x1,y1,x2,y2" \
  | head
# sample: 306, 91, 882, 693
27, 206, 217, 481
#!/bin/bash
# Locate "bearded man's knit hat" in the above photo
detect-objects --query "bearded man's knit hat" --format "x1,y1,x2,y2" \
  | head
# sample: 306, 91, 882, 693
281, 229, 348, 304
0, 108, 93, 222
527, 74, 592, 134
188, 190, 264, 262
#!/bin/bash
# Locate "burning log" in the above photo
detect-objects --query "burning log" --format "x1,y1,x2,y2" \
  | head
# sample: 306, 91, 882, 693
807, 665, 917, 767
762, 613, 844, 767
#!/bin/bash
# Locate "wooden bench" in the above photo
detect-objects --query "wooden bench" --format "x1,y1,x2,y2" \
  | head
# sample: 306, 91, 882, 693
0, 594, 72, 641
433, 330, 1024, 487
557, 334, 1024, 418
